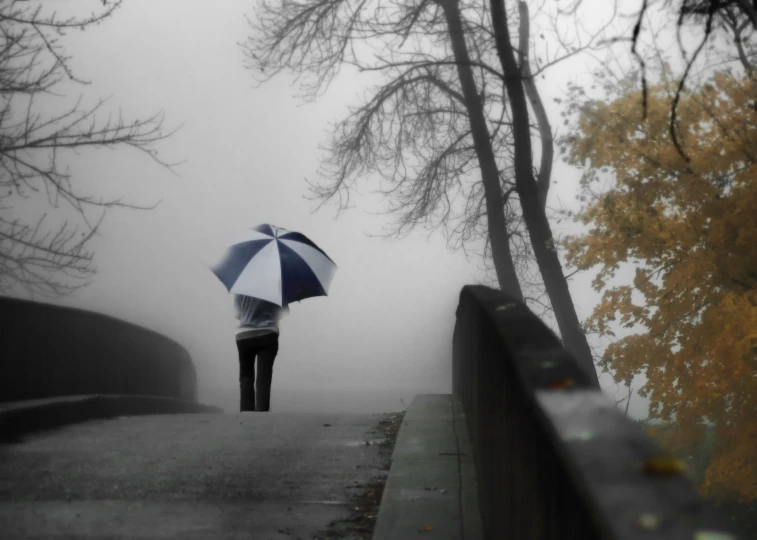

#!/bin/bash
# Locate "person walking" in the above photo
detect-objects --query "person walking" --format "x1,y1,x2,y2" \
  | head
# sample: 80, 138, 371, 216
234, 294, 289, 412
210, 224, 337, 410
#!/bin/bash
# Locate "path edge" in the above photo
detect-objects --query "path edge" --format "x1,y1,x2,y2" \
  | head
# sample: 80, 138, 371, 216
372, 393, 483, 540
0, 394, 222, 441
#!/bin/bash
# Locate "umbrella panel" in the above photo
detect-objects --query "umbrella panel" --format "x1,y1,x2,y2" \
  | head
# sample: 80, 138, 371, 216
277, 231, 335, 263
230, 241, 283, 305
278, 241, 327, 305
279, 238, 337, 294
210, 239, 272, 292
253, 223, 277, 236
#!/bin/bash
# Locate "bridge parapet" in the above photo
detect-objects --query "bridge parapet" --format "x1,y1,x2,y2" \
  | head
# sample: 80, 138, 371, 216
0, 296, 197, 403
453, 285, 741, 539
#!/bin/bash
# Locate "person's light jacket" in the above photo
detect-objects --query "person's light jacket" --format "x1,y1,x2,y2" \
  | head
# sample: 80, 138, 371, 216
234, 295, 289, 341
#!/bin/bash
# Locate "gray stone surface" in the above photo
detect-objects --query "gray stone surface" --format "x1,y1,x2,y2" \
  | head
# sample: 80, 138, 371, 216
373, 394, 483, 540
0, 411, 390, 539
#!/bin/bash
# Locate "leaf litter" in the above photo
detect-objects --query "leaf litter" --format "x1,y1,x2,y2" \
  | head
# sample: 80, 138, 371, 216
314, 410, 406, 540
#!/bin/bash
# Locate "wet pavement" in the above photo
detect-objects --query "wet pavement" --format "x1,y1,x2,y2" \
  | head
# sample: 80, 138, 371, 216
0, 411, 392, 539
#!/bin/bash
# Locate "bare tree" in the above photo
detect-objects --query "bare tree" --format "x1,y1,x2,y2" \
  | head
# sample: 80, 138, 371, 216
0, 0, 176, 297
244, 0, 529, 299
471, 0, 618, 322
243, 0, 614, 385
486, 0, 607, 384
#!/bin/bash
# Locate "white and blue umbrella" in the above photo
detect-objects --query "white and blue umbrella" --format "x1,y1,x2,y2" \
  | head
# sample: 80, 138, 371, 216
210, 224, 337, 307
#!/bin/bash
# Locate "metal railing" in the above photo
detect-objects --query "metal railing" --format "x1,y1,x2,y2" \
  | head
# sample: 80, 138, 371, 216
453, 285, 742, 540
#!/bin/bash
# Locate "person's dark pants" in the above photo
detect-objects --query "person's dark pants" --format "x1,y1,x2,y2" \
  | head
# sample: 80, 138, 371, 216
237, 333, 279, 412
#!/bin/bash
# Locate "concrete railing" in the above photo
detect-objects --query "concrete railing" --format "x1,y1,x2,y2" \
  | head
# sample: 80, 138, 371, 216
0, 296, 197, 403
453, 285, 742, 539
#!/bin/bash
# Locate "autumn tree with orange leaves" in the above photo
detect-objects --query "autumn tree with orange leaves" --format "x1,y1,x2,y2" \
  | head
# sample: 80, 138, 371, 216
562, 70, 757, 503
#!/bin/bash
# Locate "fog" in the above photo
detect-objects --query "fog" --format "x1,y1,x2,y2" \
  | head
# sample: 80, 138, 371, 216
25, 0, 645, 417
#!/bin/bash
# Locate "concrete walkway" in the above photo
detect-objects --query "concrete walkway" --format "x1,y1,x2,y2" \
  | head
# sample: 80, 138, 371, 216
0, 394, 482, 539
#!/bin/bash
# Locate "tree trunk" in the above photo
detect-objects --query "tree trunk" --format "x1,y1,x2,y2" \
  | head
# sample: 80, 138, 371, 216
517, 1, 553, 210
489, 0, 600, 387
439, 0, 523, 301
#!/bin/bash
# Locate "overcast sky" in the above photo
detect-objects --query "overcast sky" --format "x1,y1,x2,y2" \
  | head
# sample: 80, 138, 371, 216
28, 0, 648, 416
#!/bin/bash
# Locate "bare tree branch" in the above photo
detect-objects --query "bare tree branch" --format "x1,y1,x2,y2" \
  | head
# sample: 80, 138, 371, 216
0, 0, 178, 297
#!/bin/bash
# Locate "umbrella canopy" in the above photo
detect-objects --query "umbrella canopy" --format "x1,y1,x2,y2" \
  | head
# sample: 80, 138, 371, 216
210, 224, 337, 307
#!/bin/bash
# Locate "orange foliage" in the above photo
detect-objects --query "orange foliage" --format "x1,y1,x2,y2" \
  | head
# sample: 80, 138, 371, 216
564, 72, 757, 502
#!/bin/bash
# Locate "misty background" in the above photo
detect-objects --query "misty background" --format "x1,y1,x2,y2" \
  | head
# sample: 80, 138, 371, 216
21, 0, 642, 416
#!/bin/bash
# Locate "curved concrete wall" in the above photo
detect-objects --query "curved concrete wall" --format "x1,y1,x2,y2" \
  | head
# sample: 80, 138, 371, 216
0, 297, 197, 403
